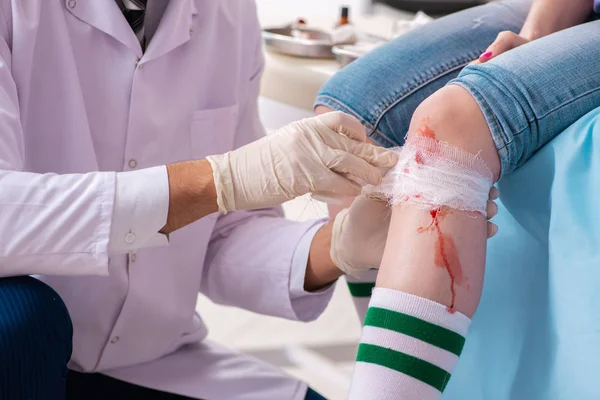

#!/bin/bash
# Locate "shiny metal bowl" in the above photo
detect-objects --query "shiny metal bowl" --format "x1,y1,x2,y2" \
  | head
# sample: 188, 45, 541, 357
262, 27, 335, 59
332, 45, 363, 67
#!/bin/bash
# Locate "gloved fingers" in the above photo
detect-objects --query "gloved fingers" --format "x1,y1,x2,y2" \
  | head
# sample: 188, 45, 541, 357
349, 194, 392, 221
325, 149, 383, 186
320, 130, 398, 168
317, 172, 363, 197
487, 222, 498, 238
312, 115, 398, 169
489, 186, 500, 200
315, 111, 368, 142
486, 199, 498, 220
344, 140, 398, 169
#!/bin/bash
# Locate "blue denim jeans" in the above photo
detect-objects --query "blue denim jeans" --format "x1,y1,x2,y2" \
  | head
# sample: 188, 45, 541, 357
316, 0, 600, 176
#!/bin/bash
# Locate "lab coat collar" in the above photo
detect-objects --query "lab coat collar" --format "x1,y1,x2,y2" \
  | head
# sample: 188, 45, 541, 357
65, 0, 143, 58
143, 0, 198, 63
65, 0, 198, 61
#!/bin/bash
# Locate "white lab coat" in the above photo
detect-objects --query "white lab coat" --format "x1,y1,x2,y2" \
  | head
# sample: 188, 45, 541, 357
0, 1, 333, 398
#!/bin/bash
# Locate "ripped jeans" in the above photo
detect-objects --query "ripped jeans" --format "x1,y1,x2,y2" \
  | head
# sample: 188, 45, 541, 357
315, 0, 600, 177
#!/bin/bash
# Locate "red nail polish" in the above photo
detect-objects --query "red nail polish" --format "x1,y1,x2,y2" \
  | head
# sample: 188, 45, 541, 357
480, 51, 493, 59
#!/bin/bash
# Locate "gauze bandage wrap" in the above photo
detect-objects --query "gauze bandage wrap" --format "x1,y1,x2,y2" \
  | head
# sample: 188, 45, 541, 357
363, 137, 494, 215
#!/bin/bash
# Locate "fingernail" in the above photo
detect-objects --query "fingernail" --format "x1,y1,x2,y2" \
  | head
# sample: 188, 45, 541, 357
480, 51, 492, 60
490, 224, 498, 237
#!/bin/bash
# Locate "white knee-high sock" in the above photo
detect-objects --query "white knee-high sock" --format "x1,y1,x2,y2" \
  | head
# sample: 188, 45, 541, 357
348, 288, 471, 400
346, 269, 378, 323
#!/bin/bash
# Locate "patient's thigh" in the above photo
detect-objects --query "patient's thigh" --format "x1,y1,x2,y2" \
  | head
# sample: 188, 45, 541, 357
314, 0, 530, 148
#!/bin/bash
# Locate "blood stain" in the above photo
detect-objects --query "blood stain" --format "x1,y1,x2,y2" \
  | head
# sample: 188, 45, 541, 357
415, 151, 425, 165
415, 117, 436, 139
417, 207, 464, 313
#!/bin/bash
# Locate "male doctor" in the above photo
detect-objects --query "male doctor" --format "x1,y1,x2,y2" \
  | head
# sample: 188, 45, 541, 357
0, 1, 398, 399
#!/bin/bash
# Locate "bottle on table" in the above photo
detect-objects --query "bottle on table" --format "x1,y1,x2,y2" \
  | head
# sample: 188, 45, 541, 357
336, 6, 350, 27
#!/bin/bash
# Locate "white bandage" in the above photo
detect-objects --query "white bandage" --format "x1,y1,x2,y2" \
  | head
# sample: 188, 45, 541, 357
363, 136, 494, 214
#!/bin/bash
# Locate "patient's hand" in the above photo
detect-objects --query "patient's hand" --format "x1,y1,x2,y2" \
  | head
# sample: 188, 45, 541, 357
330, 188, 499, 277
471, 31, 530, 66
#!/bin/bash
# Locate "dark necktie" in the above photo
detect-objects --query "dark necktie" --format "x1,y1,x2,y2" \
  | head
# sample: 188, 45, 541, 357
116, 0, 148, 49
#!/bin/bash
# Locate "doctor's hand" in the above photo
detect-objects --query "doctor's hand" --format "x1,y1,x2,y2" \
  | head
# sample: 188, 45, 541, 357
330, 188, 501, 278
330, 195, 391, 278
206, 112, 398, 213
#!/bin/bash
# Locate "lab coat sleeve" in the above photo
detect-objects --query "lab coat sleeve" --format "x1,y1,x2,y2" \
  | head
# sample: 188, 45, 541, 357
200, 11, 336, 321
0, 24, 168, 277
109, 168, 170, 254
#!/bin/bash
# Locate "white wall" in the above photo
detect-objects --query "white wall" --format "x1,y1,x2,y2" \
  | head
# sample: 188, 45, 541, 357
255, 0, 372, 26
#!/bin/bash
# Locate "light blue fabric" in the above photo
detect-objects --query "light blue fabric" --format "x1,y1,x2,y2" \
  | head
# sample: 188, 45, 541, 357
445, 107, 600, 400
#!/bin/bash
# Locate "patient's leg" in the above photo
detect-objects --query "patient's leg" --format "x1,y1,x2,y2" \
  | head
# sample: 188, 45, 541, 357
377, 85, 499, 314
349, 85, 498, 399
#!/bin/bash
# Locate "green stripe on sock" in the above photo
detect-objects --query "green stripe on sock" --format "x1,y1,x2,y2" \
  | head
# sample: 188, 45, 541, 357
364, 307, 465, 356
357, 343, 451, 392
347, 282, 375, 297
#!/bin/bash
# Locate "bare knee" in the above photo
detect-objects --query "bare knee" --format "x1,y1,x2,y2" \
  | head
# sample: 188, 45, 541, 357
409, 85, 501, 180
315, 105, 332, 115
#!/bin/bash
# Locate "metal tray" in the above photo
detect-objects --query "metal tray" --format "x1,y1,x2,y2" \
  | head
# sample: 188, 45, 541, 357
262, 27, 335, 59
332, 45, 362, 67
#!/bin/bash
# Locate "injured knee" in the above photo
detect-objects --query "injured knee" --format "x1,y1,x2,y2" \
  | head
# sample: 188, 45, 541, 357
364, 135, 494, 215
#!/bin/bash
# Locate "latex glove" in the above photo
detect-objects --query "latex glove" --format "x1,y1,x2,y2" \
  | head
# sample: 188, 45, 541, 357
331, 187, 501, 277
330, 195, 391, 278
206, 112, 398, 213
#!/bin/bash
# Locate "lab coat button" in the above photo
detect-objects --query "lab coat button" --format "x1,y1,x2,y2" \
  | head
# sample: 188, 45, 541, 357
189, 28, 194, 36
68, 0, 76, 8
128, 159, 138, 169
137, 63, 144, 70
125, 233, 136, 244
110, 336, 119, 344
129, 252, 136, 263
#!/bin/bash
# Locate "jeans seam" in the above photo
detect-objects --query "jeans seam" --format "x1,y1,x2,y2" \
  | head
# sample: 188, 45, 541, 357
314, 95, 376, 132
371, 51, 483, 135
474, 70, 600, 144
368, 127, 397, 147
536, 85, 600, 123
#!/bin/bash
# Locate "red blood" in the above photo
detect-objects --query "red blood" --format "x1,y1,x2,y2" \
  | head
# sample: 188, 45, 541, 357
417, 208, 439, 233
433, 221, 464, 313
415, 151, 425, 165
417, 207, 464, 313
404, 167, 410, 174
415, 117, 436, 139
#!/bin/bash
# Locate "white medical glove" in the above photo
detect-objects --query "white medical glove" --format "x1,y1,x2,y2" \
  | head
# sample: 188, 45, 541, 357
331, 188, 502, 277
330, 195, 391, 278
206, 112, 398, 213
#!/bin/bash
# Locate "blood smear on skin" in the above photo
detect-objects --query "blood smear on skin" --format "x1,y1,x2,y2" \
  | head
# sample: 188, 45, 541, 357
417, 207, 465, 313
415, 117, 437, 139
